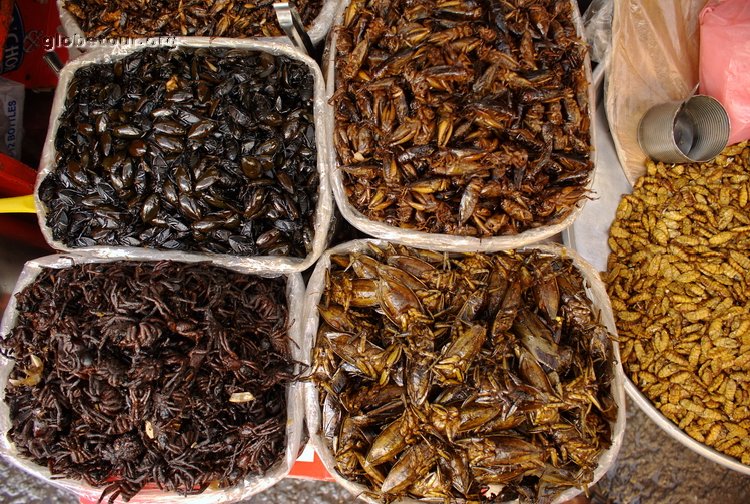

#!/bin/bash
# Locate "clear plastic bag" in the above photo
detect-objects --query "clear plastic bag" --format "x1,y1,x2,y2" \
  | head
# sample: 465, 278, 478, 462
0, 254, 306, 503
302, 239, 627, 504
582, 0, 614, 64
606, 1, 707, 184
699, 0, 750, 145
35, 38, 334, 274
323, 0, 597, 253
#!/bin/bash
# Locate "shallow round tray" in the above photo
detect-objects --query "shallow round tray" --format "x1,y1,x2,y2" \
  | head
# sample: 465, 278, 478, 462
562, 65, 750, 477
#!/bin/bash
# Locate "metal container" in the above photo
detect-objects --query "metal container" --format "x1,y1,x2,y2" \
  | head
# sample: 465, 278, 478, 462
565, 74, 750, 477
324, 0, 597, 253
302, 239, 627, 504
637, 95, 730, 164
35, 38, 333, 274
0, 254, 306, 503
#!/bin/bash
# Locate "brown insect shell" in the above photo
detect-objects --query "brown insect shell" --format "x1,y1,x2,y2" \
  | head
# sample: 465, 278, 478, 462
0, 252, 306, 501
324, 0, 597, 253
35, 37, 334, 274
56, 0, 341, 47
302, 238, 626, 504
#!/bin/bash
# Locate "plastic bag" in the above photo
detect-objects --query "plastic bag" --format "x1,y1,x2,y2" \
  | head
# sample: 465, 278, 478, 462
57, 0, 339, 48
302, 239, 627, 504
582, 0, 614, 64
324, 0, 597, 253
35, 38, 334, 274
0, 254, 306, 504
699, 0, 750, 145
606, 1, 707, 184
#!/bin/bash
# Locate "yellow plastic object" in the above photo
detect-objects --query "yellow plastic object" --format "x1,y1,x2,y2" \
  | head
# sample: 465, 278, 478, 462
0, 194, 36, 213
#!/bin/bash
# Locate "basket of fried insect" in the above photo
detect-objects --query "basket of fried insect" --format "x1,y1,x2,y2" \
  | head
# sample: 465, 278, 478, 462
0, 254, 305, 503
57, 0, 339, 48
35, 37, 333, 274
324, 0, 597, 252
303, 239, 625, 503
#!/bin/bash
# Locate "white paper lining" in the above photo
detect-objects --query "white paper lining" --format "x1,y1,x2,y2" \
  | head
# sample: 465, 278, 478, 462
35, 37, 334, 274
323, 0, 598, 253
0, 254, 306, 503
302, 239, 627, 504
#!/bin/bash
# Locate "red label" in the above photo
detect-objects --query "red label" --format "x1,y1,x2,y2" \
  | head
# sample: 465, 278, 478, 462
1, 0, 68, 89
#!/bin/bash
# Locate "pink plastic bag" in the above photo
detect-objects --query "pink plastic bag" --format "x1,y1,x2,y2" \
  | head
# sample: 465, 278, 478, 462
699, 0, 750, 145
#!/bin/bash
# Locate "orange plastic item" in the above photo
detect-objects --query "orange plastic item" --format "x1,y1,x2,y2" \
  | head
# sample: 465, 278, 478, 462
0, 0, 69, 88
0, 152, 48, 249
0, 151, 35, 196
288, 445, 334, 481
